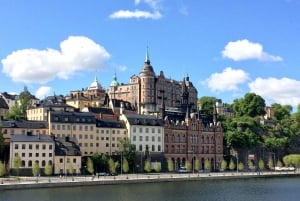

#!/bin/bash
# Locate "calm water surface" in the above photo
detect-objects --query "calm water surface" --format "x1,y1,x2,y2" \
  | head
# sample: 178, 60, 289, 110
1, 177, 300, 201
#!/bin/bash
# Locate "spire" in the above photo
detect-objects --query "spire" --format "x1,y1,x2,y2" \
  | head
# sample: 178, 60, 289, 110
145, 46, 150, 63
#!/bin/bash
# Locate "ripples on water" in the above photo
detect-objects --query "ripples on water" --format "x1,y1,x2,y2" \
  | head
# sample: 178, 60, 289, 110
1, 177, 300, 201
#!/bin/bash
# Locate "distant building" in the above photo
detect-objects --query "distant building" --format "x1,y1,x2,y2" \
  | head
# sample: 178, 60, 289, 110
0, 92, 17, 109
107, 48, 198, 115
0, 97, 9, 120
9, 133, 54, 176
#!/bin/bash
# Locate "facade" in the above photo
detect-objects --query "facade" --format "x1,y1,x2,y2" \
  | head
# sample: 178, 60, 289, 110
120, 113, 165, 154
48, 110, 127, 156
27, 95, 75, 121
164, 108, 223, 171
107, 49, 198, 115
9, 133, 54, 175
53, 136, 81, 175
0, 92, 17, 109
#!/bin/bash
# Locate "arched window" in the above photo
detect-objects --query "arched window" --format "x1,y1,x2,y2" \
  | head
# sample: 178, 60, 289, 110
21, 160, 25, 167
42, 160, 46, 167
48, 160, 52, 166
152, 145, 155, 151
28, 160, 32, 167
158, 145, 161, 152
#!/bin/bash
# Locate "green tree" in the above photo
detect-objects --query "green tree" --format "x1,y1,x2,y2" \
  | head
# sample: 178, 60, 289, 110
229, 158, 235, 171
5, 103, 22, 120
220, 159, 227, 171
118, 138, 136, 172
276, 160, 283, 168
153, 161, 161, 173
185, 161, 192, 172
271, 103, 292, 121
283, 154, 300, 167
204, 158, 211, 171
32, 161, 40, 182
13, 154, 21, 176
108, 158, 116, 174
122, 158, 129, 173
87, 157, 94, 175
0, 161, 6, 177
258, 159, 265, 171
268, 156, 274, 170
238, 162, 244, 171
167, 158, 174, 172
248, 160, 254, 171
144, 160, 151, 173
233, 93, 266, 117
44, 164, 53, 182
194, 158, 200, 172
198, 96, 216, 115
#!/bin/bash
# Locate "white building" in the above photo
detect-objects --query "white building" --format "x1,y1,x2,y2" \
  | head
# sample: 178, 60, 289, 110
10, 133, 54, 175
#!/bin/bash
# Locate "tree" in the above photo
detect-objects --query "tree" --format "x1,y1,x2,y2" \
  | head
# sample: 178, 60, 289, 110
204, 158, 211, 171
267, 156, 274, 170
233, 93, 266, 117
229, 159, 235, 171
283, 154, 300, 167
153, 161, 161, 173
108, 158, 117, 174
220, 159, 227, 171
0, 161, 5, 184
258, 159, 265, 171
276, 160, 283, 168
167, 158, 174, 172
185, 161, 192, 172
238, 162, 244, 171
5, 103, 22, 120
198, 96, 216, 115
86, 157, 94, 175
248, 160, 254, 171
271, 103, 292, 121
118, 138, 136, 172
13, 154, 21, 176
44, 164, 53, 182
122, 158, 129, 174
194, 158, 200, 172
67, 162, 74, 176
144, 160, 151, 173
32, 161, 40, 182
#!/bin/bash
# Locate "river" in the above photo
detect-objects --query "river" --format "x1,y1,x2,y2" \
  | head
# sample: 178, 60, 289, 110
1, 176, 300, 201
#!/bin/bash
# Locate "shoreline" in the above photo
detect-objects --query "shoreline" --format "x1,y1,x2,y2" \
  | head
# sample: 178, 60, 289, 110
1, 171, 299, 190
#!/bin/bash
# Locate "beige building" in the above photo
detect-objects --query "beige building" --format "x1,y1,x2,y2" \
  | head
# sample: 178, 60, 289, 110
48, 110, 127, 156
9, 134, 54, 175
65, 77, 107, 111
108, 49, 198, 115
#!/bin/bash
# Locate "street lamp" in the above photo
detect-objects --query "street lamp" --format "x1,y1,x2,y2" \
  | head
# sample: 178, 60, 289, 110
236, 152, 238, 174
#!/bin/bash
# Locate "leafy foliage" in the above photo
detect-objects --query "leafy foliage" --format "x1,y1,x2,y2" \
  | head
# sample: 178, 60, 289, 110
87, 157, 94, 175
167, 158, 174, 172
32, 161, 40, 176
144, 160, 151, 173
122, 158, 129, 173
0, 161, 6, 177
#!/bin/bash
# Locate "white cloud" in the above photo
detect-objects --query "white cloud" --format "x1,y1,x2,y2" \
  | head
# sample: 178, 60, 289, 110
2, 36, 110, 84
35, 86, 52, 99
249, 77, 300, 107
222, 39, 283, 62
109, 9, 162, 19
109, 0, 163, 20
203, 67, 249, 92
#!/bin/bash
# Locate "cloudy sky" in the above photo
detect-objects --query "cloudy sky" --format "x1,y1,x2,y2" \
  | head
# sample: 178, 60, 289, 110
1, 0, 300, 110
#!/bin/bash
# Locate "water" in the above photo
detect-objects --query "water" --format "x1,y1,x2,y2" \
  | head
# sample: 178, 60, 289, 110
1, 177, 300, 201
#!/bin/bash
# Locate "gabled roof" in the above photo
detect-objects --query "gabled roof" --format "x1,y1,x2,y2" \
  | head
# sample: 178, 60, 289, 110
0, 92, 17, 100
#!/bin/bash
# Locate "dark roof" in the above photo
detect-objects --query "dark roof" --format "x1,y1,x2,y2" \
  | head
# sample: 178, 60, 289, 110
111, 99, 134, 110
96, 119, 126, 128
1, 120, 48, 129
50, 111, 96, 124
10, 134, 53, 143
125, 114, 164, 126
54, 136, 81, 156
0, 92, 17, 100
87, 107, 114, 115
0, 97, 9, 109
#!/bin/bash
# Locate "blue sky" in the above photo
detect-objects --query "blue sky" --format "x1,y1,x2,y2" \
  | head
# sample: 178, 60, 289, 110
1, 0, 300, 109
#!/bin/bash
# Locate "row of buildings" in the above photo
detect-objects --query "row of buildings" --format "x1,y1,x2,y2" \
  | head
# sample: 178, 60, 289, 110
0, 49, 224, 175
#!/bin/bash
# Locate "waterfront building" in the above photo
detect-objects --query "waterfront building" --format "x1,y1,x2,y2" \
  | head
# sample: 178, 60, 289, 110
9, 133, 54, 176
53, 136, 81, 175
0, 92, 17, 109
107, 49, 198, 115
48, 110, 127, 156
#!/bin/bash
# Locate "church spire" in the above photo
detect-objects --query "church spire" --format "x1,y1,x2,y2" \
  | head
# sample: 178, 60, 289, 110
145, 46, 150, 63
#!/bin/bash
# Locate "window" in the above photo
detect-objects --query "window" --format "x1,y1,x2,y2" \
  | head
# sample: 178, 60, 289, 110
22, 153, 25, 157
22, 144, 26, 149
29, 144, 32, 149
133, 127, 136, 133
60, 158, 63, 163
145, 128, 149, 133
73, 158, 76, 163
158, 145, 161, 152
79, 134, 83, 139
152, 145, 155, 151
29, 153, 32, 157
139, 128, 143, 133
139, 144, 142, 151
133, 136, 136, 141
158, 128, 161, 133
139, 136, 143, 141
57, 125, 61, 130
85, 126, 88, 131
28, 160, 32, 167
36, 153, 39, 157
36, 144, 39, 150
90, 134, 93, 139
49, 153, 52, 157
152, 128, 155, 133
42, 153, 46, 157
49, 145, 53, 150
152, 136, 155, 142
158, 136, 161, 142
42, 144, 46, 150
14, 144, 19, 149
146, 136, 149, 141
